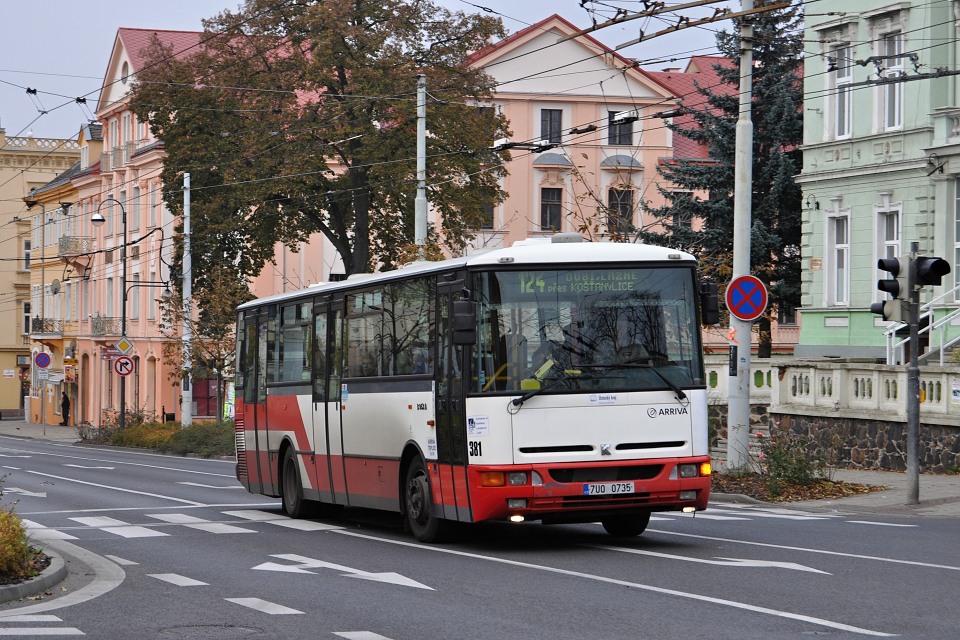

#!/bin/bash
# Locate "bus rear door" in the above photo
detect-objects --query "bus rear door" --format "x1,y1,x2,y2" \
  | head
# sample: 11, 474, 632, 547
312, 299, 349, 506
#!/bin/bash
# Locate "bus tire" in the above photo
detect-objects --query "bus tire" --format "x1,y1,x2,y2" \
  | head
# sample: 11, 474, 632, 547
601, 512, 651, 537
281, 447, 307, 518
404, 456, 450, 543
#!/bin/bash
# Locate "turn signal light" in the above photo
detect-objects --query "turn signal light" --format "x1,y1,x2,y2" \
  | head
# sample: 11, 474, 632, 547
700, 462, 712, 477
480, 471, 506, 487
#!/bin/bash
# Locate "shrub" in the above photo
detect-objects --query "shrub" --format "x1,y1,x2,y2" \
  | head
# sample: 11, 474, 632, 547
0, 509, 35, 579
756, 424, 831, 497
158, 421, 235, 458
110, 422, 180, 449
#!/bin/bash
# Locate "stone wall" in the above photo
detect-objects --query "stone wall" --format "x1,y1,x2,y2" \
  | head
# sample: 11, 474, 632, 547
771, 412, 960, 473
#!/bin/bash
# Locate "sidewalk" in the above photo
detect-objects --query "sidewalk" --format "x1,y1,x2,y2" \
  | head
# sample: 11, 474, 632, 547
1, 416, 959, 517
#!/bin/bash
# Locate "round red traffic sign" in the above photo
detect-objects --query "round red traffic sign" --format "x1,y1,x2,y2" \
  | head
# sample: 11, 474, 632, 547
114, 355, 135, 377
35, 352, 51, 369
725, 275, 768, 322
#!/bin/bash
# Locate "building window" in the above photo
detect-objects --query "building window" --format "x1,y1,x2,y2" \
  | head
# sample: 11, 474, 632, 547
607, 111, 633, 145
876, 207, 900, 301
607, 188, 634, 233
541, 109, 562, 144
832, 45, 852, 138
106, 278, 114, 317
540, 188, 562, 231
22, 303, 30, 335
778, 303, 798, 326
671, 191, 693, 228
148, 271, 157, 320
23, 241, 31, 270
130, 273, 140, 320
828, 214, 849, 305
881, 32, 903, 131
478, 187, 495, 230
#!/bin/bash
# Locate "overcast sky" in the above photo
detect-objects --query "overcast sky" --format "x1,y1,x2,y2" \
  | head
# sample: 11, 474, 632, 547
0, 0, 727, 140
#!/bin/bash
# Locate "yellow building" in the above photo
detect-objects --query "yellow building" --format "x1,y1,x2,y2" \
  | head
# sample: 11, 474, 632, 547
0, 128, 78, 418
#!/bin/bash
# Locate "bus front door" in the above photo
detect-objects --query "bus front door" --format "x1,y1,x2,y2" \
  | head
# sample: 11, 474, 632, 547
312, 301, 349, 506
435, 282, 470, 522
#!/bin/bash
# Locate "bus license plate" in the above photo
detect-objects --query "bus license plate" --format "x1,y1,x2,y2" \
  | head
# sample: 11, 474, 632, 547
582, 482, 634, 496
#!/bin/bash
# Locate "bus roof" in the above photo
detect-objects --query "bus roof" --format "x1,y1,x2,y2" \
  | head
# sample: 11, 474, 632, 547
238, 240, 696, 311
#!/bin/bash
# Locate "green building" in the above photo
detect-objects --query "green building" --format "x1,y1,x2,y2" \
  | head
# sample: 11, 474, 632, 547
797, 1, 960, 362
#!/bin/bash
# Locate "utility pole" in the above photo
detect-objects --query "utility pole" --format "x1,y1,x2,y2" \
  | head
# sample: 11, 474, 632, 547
726, 0, 755, 470
182, 173, 193, 427
415, 74, 427, 258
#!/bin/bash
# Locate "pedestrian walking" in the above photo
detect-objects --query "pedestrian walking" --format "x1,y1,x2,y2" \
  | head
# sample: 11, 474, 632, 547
60, 392, 70, 426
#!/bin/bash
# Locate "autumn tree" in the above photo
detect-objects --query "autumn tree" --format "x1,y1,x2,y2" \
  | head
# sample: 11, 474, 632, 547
640, 1, 803, 356
160, 262, 252, 420
130, 0, 509, 283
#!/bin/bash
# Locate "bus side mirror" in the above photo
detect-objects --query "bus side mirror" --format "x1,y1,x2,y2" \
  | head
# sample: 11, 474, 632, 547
452, 300, 477, 345
700, 281, 719, 325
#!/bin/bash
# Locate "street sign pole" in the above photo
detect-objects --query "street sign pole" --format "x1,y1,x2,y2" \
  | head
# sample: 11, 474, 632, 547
906, 242, 920, 504
727, 0, 755, 471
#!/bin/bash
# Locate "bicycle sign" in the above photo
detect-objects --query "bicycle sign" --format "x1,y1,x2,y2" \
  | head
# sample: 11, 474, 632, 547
725, 275, 768, 322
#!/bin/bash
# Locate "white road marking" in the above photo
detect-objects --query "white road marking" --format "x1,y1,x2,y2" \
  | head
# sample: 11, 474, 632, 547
705, 506, 830, 521
4, 488, 46, 498
63, 464, 115, 470
334, 633, 395, 639
146, 513, 256, 534
21, 520, 77, 540
0, 442, 234, 476
0, 616, 62, 622
0, 629, 84, 636
846, 520, 917, 528
148, 573, 208, 587
222, 510, 343, 531
177, 482, 243, 489
224, 598, 302, 615
593, 545, 830, 574
680, 513, 750, 521
0, 454, 31, 458
26, 471, 204, 506
254, 554, 432, 590
0, 466, 20, 470
332, 529, 895, 637
649, 529, 960, 571
70, 516, 168, 539
104, 555, 138, 566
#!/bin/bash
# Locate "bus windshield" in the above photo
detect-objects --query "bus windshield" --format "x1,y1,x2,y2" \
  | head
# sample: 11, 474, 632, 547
471, 267, 704, 395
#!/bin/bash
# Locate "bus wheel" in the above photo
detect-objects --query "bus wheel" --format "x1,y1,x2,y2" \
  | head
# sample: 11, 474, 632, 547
601, 512, 651, 537
281, 448, 306, 518
404, 457, 449, 543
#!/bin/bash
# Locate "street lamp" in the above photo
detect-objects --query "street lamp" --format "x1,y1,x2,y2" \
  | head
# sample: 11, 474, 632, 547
92, 197, 127, 430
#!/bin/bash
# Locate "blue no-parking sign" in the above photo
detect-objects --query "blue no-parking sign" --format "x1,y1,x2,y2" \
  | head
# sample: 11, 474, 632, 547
34, 352, 51, 369
725, 275, 768, 322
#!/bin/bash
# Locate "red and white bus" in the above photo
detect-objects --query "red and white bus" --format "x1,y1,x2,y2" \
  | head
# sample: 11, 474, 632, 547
234, 235, 718, 541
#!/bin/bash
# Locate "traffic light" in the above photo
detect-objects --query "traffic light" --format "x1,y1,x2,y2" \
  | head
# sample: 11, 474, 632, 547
914, 256, 951, 287
876, 256, 912, 300
870, 256, 911, 321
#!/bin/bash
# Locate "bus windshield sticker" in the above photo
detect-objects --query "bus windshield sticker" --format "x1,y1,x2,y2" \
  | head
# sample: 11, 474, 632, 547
467, 416, 489, 437
588, 393, 618, 405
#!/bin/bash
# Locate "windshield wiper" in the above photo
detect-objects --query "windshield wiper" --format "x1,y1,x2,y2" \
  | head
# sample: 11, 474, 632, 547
578, 362, 687, 402
510, 364, 606, 409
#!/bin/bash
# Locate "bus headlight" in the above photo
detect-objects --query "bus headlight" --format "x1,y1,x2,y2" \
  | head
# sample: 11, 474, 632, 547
508, 472, 528, 486
678, 464, 698, 478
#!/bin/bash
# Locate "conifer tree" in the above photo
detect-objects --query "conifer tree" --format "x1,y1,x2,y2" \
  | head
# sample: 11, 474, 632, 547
641, 1, 803, 356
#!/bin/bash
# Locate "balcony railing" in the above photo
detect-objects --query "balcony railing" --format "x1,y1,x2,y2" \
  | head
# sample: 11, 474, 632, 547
31, 317, 64, 335
59, 236, 94, 256
91, 316, 122, 337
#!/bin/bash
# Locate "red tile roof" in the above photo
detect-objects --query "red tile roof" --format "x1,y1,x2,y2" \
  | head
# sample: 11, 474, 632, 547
647, 56, 734, 161
118, 28, 204, 71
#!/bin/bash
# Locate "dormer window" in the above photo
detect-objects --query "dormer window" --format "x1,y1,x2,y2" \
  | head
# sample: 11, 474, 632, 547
121, 61, 130, 84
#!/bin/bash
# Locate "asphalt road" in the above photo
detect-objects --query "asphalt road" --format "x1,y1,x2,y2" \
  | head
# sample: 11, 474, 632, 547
1, 436, 958, 639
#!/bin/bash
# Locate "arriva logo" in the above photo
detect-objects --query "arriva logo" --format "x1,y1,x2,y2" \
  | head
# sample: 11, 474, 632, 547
647, 407, 690, 418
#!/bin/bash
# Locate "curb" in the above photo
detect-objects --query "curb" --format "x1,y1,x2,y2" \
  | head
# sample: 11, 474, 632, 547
0, 550, 67, 604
